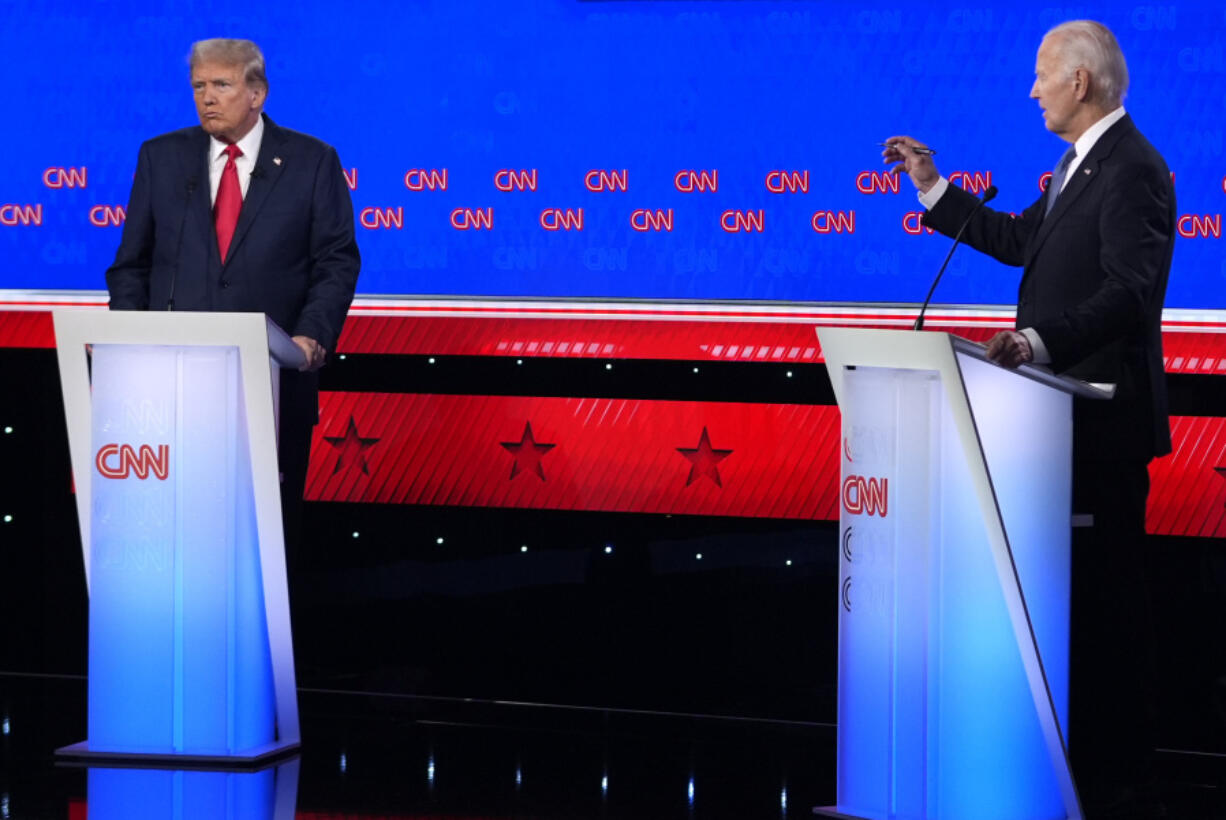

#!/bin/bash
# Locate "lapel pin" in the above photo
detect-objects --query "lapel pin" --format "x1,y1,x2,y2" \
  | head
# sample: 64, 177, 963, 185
1083, 168, 1091, 175
273, 157, 282, 166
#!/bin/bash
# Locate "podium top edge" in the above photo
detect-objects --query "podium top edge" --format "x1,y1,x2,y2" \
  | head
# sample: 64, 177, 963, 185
816, 327, 1114, 400
51, 310, 308, 370
949, 335, 1115, 400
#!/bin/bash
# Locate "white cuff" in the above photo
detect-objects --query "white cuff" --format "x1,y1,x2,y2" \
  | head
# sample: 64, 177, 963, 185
1019, 327, 1051, 364
918, 176, 950, 210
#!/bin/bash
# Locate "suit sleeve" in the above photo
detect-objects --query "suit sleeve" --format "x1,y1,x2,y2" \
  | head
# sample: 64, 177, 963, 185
292, 147, 360, 352
922, 182, 1042, 268
1030, 160, 1173, 371
104, 143, 155, 310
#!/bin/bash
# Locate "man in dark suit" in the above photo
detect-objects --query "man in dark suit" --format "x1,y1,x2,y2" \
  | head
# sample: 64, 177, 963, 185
106, 38, 360, 568
884, 19, 1174, 817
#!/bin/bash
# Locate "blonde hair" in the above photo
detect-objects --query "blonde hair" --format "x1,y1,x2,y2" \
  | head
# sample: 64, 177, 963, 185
189, 38, 268, 92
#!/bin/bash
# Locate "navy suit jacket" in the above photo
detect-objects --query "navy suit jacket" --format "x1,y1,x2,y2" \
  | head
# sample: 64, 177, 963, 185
923, 114, 1175, 462
106, 114, 360, 356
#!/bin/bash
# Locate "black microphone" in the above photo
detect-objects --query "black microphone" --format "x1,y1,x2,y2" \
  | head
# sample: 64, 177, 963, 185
250, 165, 265, 180
165, 176, 197, 311
913, 184, 998, 331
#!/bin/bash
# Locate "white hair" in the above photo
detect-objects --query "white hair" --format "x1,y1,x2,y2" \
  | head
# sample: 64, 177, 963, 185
1045, 20, 1129, 107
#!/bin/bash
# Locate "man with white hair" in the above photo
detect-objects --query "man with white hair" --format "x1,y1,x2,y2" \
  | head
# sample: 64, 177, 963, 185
107, 39, 361, 570
884, 19, 1174, 817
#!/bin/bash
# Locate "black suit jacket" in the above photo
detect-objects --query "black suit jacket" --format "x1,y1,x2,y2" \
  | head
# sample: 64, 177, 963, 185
105, 114, 361, 422
923, 114, 1175, 461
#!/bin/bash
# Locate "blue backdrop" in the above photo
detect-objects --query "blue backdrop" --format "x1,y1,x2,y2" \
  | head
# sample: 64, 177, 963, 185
2, 1, 1223, 307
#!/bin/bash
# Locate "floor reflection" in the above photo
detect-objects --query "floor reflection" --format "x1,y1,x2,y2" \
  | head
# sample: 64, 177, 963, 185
84, 757, 298, 820
2, 674, 1223, 819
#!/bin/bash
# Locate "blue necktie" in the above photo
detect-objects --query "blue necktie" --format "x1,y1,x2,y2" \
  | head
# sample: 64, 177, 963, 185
1045, 146, 1076, 216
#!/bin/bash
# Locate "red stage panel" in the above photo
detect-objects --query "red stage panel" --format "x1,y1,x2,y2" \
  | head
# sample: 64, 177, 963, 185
311, 393, 1226, 537
1148, 416, 1226, 538
308, 392, 841, 521
4, 301, 1224, 536
1, 301, 1223, 372
1161, 331, 1226, 375
0, 310, 54, 348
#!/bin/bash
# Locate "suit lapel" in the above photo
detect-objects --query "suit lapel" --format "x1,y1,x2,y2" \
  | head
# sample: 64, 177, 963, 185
222, 114, 286, 269
185, 130, 220, 269
1025, 115, 1135, 268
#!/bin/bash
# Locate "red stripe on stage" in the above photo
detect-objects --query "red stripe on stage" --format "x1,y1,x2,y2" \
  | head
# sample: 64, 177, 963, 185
1161, 332, 1226, 374
307, 393, 841, 521
3, 305, 1225, 368
5, 304, 1225, 535
310, 393, 1226, 535
0, 311, 56, 348
1148, 417, 1226, 538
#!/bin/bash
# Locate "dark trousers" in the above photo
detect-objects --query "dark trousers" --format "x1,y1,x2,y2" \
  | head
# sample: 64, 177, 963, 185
1069, 457, 1158, 792
275, 368, 318, 582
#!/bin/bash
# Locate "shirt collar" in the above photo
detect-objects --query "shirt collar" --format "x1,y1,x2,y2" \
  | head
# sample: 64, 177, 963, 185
209, 113, 265, 164
1072, 106, 1126, 162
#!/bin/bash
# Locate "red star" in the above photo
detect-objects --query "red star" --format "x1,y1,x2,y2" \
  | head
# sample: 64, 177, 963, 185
500, 422, 556, 480
677, 427, 733, 487
323, 416, 380, 476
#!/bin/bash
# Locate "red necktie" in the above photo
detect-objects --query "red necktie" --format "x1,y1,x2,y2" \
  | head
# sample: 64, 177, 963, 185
214, 144, 243, 262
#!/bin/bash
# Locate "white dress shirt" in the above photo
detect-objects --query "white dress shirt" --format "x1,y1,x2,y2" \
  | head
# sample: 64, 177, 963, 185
916, 107, 1127, 364
207, 115, 265, 206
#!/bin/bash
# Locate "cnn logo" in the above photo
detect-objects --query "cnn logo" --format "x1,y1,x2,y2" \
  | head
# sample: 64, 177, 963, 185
842, 474, 888, 517
95, 444, 169, 480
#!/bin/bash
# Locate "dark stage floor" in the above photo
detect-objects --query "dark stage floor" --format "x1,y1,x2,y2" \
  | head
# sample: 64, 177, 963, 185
2, 672, 1225, 820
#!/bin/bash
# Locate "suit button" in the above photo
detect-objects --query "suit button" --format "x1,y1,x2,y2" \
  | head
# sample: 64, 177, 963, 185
220, 280, 231, 289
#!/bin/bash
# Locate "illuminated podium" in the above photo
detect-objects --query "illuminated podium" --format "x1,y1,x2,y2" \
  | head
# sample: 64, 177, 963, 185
86, 757, 300, 819
815, 328, 1112, 820
52, 311, 304, 765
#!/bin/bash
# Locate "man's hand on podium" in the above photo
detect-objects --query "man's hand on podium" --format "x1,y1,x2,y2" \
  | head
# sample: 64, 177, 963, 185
985, 330, 1034, 369
292, 335, 327, 372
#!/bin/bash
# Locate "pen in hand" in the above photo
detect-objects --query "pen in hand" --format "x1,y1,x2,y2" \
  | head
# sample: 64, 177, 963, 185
878, 142, 937, 156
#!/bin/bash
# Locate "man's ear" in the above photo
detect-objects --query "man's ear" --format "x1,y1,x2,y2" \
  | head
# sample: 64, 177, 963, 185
1072, 67, 1091, 102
